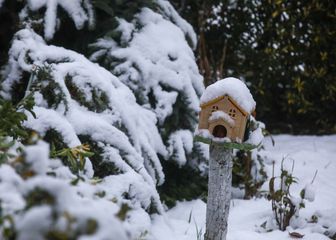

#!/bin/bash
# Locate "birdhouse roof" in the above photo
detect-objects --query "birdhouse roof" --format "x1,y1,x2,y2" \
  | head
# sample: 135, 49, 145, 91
200, 77, 256, 114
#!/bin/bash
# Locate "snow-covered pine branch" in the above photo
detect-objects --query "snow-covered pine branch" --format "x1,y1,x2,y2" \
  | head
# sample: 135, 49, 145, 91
90, 4, 205, 166
0, 1, 208, 238
1, 28, 166, 214
19, 0, 95, 40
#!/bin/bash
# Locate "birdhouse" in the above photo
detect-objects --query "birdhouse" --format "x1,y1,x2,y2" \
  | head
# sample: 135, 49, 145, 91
197, 77, 256, 143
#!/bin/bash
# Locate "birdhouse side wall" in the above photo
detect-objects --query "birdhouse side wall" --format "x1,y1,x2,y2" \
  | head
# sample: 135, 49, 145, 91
238, 116, 248, 140
198, 108, 210, 130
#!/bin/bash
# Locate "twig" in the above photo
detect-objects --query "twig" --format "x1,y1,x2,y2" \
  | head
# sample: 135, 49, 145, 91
311, 170, 318, 184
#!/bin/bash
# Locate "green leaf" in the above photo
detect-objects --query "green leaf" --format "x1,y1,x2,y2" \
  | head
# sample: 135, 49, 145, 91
269, 177, 276, 195
81, 151, 94, 157
116, 203, 131, 221
300, 189, 305, 199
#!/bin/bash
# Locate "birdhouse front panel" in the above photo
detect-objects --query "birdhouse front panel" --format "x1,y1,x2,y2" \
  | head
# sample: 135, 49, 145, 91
197, 77, 257, 144
198, 95, 249, 142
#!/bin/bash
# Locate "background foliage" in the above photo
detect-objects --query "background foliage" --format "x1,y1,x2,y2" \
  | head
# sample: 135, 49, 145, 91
171, 0, 336, 134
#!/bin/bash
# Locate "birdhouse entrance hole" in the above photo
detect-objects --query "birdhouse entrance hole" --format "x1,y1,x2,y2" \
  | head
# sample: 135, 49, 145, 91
212, 125, 227, 138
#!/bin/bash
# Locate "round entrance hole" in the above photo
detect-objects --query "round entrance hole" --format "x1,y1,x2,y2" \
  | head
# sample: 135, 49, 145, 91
212, 125, 227, 138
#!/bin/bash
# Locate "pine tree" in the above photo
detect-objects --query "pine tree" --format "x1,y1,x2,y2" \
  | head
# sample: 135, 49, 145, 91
89, 0, 208, 204
0, 0, 206, 238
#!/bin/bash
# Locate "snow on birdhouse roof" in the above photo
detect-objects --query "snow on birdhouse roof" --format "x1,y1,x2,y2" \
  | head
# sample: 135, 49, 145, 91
200, 77, 256, 114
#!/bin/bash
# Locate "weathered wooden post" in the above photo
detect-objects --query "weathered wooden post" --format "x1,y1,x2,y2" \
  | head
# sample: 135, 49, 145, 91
195, 77, 259, 240
205, 144, 232, 240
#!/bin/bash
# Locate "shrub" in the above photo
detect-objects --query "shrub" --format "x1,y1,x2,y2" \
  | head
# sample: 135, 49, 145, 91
264, 158, 316, 231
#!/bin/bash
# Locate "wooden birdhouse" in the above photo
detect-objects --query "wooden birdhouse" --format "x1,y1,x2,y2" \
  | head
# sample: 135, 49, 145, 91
197, 77, 256, 143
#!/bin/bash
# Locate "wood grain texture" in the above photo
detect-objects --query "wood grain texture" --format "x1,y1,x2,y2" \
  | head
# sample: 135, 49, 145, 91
205, 144, 233, 240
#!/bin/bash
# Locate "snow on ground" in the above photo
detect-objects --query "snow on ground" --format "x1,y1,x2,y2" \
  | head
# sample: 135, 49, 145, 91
152, 135, 336, 240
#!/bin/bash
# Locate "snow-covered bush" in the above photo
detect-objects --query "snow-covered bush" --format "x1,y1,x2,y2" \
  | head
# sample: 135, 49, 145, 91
2, 0, 206, 169
0, 0, 206, 237
264, 158, 316, 231
0, 93, 129, 239
232, 117, 268, 199
0, 27, 171, 238
89, 1, 207, 205
90, 3, 205, 166
1, 27, 166, 211
0, 138, 133, 240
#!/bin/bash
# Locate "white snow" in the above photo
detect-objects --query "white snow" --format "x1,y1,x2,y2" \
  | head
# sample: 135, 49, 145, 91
151, 135, 336, 240
167, 130, 194, 166
200, 77, 256, 114
246, 117, 264, 146
21, 0, 94, 40
0, 140, 145, 239
246, 126, 263, 145
92, 8, 203, 122
194, 129, 213, 139
209, 110, 235, 126
2, 28, 168, 184
303, 183, 316, 202
0, 28, 170, 238
156, 0, 197, 49
0, 165, 25, 214
24, 140, 49, 175
90, 6, 204, 166
0, 2, 207, 236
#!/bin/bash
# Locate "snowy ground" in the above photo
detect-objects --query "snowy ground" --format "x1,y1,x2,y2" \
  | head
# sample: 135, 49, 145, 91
152, 135, 336, 240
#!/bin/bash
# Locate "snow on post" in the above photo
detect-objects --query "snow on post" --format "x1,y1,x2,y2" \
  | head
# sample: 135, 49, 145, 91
196, 77, 258, 240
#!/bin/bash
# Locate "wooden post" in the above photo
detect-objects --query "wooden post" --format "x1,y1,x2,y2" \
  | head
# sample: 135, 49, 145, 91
196, 77, 257, 239
204, 143, 233, 240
